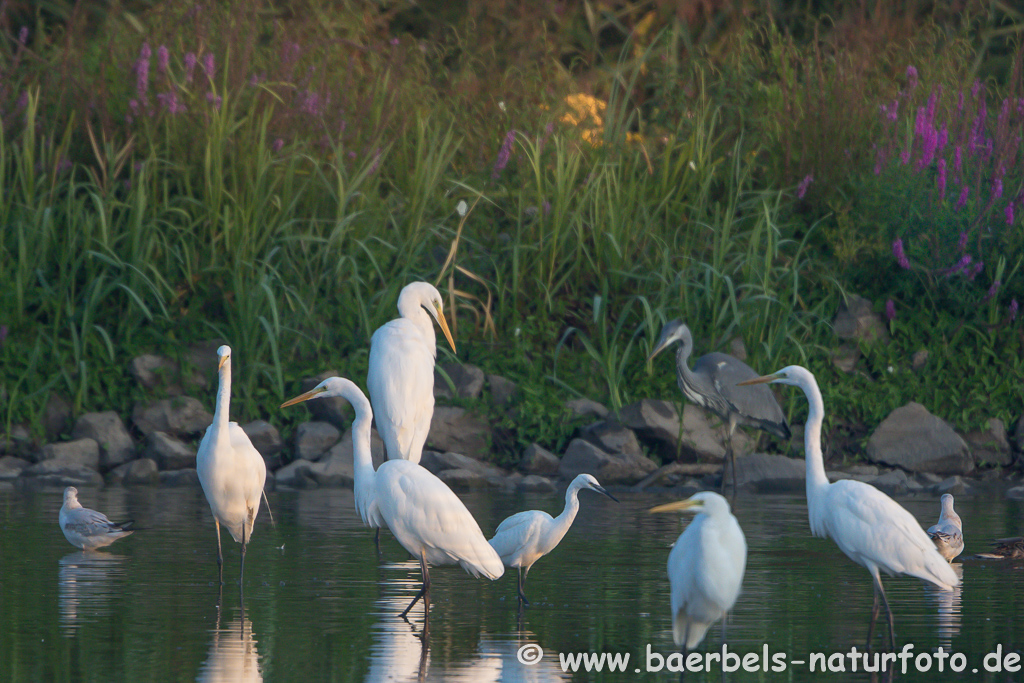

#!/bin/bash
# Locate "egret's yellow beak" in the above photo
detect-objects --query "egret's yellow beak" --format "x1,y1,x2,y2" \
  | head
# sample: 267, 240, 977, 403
218, 355, 228, 370
280, 386, 326, 409
648, 497, 702, 514
737, 371, 780, 387
435, 305, 457, 354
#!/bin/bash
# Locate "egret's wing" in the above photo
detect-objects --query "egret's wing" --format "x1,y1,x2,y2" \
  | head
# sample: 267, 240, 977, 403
696, 353, 789, 436
368, 321, 436, 462
229, 422, 268, 499
488, 511, 551, 562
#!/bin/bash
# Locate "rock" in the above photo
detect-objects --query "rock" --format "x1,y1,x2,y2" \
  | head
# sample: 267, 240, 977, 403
566, 398, 609, 419
518, 444, 560, 475
866, 403, 973, 475
1006, 485, 1024, 500
724, 453, 805, 492
129, 353, 205, 395
911, 349, 929, 371
20, 460, 104, 487
0, 456, 30, 480
614, 399, 680, 459
1013, 416, 1024, 456
294, 422, 341, 461
728, 337, 747, 362
2, 424, 33, 458
145, 431, 196, 470
159, 468, 200, 487
677, 404, 753, 461
580, 422, 642, 459
935, 475, 966, 495
833, 294, 889, 344
870, 469, 910, 495
44, 393, 73, 439
427, 406, 490, 459
916, 472, 944, 485
422, 451, 504, 476
487, 374, 518, 408
296, 371, 350, 428
285, 428, 387, 488
844, 464, 880, 476
132, 397, 213, 438
437, 468, 493, 491
831, 344, 860, 374
242, 420, 284, 468
120, 458, 160, 485
517, 475, 557, 493
72, 412, 135, 469
35, 438, 100, 469
435, 363, 485, 399
275, 458, 318, 488
558, 438, 657, 485
964, 419, 1013, 467
631, 462, 721, 490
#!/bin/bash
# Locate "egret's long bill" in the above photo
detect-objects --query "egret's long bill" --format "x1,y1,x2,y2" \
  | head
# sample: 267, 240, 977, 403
433, 302, 457, 355
648, 496, 703, 514
735, 372, 781, 387
280, 386, 328, 409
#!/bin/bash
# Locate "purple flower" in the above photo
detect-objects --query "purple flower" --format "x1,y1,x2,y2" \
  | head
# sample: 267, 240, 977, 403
992, 177, 1003, 200
1006, 203, 1015, 225
57, 158, 72, 174
953, 145, 962, 173
906, 65, 918, 91
0, 324, 8, 348
984, 280, 1001, 302
300, 91, 322, 116
202, 53, 215, 77
884, 299, 896, 322
156, 90, 187, 115
205, 92, 222, 110
887, 100, 899, 122
948, 254, 972, 276
892, 238, 910, 269
968, 261, 984, 281
937, 123, 948, 151
272, 138, 284, 153
956, 185, 969, 210
971, 80, 981, 99
389, 37, 400, 46
936, 159, 946, 198
492, 129, 516, 180
957, 231, 968, 252
184, 53, 197, 83
1010, 299, 1019, 322
157, 45, 169, 74
796, 174, 813, 199
135, 43, 151, 100
18, 26, 28, 45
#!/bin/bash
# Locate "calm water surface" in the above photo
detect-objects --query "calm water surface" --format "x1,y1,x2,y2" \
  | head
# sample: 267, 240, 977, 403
1, 484, 1022, 681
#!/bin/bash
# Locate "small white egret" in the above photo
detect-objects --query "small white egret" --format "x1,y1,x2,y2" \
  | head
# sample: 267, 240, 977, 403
739, 365, 959, 649
59, 487, 134, 550
281, 377, 503, 617
488, 473, 618, 605
649, 492, 747, 652
367, 282, 456, 465
196, 345, 268, 584
927, 494, 964, 562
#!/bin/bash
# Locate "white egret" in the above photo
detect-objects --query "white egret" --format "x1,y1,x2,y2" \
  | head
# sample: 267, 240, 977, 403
739, 365, 959, 649
488, 473, 618, 605
649, 492, 747, 652
368, 282, 457, 465
927, 494, 964, 562
59, 486, 134, 550
196, 345, 268, 584
281, 377, 503, 617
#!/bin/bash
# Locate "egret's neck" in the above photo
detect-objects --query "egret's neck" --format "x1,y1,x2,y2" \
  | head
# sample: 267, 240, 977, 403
552, 485, 583, 538
398, 299, 437, 358
350, 398, 377, 485
801, 379, 830, 499
215, 360, 232, 431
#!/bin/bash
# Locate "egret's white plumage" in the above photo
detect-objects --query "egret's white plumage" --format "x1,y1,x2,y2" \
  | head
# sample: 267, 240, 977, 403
59, 487, 134, 550
196, 345, 268, 581
367, 282, 456, 465
740, 365, 959, 648
488, 473, 617, 603
927, 494, 964, 562
281, 377, 503, 616
649, 492, 747, 650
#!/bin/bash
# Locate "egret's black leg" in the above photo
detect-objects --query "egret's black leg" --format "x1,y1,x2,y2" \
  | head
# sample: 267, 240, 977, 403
215, 519, 224, 585
866, 578, 881, 651
876, 576, 896, 651
517, 567, 531, 605
400, 553, 431, 618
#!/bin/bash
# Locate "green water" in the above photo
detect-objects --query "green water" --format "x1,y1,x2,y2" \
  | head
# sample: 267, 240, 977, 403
1, 486, 1021, 681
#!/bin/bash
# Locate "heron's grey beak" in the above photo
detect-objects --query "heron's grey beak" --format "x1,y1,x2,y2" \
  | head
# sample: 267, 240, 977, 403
648, 496, 701, 514
280, 386, 326, 409
646, 339, 670, 362
594, 485, 619, 503
737, 371, 780, 387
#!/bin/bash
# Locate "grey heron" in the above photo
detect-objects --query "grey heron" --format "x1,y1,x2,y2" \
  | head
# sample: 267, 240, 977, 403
927, 494, 964, 562
647, 320, 790, 493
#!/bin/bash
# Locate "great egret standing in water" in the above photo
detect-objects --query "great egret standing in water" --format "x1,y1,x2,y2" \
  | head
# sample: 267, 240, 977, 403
488, 473, 618, 605
281, 377, 503, 618
649, 492, 747, 652
738, 365, 959, 649
647, 320, 790, 494
368, 282, 457, 465
197, 345, 268, 584
59, 487, 134, 550
927, 494, 964, 562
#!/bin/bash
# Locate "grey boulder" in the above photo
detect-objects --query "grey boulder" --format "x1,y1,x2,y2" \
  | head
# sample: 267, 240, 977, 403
866, 403, 972, 475
72, 411, 136, 469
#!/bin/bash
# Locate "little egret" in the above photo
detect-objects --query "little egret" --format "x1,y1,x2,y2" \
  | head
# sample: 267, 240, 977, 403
59, 487, 134, 550
647, 320, 790, 494
738, 365, 959, 649
368, 282, 456, 465
196, 346, 268, 584
281, 377, 503, 617
649, 492, 747, 652
976, 537, 1024, 560
927, 494, 964, 562
488, 473, 618, 605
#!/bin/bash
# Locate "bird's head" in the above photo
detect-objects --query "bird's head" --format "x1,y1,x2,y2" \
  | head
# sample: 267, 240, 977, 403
217, 345, 231, 370
571, 473, 619, 502
63, 486, 79, 504
940, 493, 955, 510
280, 376, 370, 415
399, 282, 457, 355
647, 319, 692, 362
736, 365, 812, 389
648, 491, 730, 517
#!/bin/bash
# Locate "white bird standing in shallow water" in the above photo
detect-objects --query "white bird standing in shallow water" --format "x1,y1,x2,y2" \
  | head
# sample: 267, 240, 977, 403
927, 494, 964, 562
59, 487, 134, 550
488, 473, 618, 605
196, 345, 268, 584
281, 377, 503, 618
739, 365, 959, 649
649, 492, 747, 652
368, 282, 456, 466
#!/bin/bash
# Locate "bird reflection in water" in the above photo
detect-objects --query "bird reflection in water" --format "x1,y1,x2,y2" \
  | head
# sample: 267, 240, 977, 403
366, 573, 430, 683
59, 551, 128, 631
197, 602, 262, 683
928, 562, 963, 649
